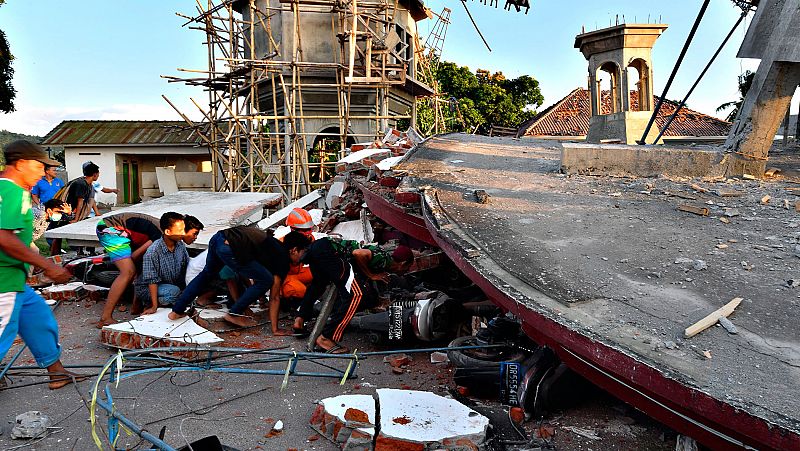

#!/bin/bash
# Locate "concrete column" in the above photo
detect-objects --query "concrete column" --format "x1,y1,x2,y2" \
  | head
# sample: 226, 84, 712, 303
620, 67, 631, 112
589, 72, 599, 116
724, 61, 800, 173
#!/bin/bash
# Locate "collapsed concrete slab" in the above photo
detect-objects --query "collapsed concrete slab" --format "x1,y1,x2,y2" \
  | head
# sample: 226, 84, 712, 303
560, 143, 766, 178
311, 390, 489, 450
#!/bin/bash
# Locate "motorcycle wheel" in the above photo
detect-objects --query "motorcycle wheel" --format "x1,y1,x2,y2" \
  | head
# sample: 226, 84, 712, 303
446, 335, 527, 368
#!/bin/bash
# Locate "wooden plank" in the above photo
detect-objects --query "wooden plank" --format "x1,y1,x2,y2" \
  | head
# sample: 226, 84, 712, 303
677, 204, 709, 216
684, 297, 743, 338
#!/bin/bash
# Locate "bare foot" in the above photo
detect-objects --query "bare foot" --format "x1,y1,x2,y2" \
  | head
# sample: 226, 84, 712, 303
46, 362, 87, 390
272, 328, 293, 336
223, 313, 257, 328
194, 317, 210, 329
96, 318, 116, 329
168, 311, 186, 321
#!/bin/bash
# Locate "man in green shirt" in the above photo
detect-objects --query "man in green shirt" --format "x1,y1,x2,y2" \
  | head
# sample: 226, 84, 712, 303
0, 140, 78, 390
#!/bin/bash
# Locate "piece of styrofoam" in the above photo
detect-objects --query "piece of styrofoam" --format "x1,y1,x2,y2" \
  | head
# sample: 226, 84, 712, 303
155, 167, 179, 195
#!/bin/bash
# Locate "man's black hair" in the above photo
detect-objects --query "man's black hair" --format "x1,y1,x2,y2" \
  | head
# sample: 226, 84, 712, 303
44, 198, 66, 210
183, 215, 204, 232
159, 211, 185, 232
83, 162, 100, 177
283, 230, 311, 251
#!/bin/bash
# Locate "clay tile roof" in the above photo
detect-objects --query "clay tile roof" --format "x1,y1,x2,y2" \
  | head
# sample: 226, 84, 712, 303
517, 88, 731, 138
41, 120, 202, 146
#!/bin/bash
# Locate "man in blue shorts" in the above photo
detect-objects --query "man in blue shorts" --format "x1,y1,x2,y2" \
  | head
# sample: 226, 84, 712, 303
0, 140, 80, 389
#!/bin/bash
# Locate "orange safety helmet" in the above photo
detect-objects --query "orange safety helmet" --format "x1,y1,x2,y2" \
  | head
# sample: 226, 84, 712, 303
286, 208, 314, 236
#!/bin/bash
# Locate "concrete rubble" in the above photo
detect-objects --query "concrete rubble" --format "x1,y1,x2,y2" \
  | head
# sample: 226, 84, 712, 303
311, 389, 490, 450
11, 411, 52, 440
100, 308, 222, 358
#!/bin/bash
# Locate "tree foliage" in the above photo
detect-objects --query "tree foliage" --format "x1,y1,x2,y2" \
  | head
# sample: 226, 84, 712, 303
716, 70, 755, 122
0, 0, 15, 114
414, 60, 544, 135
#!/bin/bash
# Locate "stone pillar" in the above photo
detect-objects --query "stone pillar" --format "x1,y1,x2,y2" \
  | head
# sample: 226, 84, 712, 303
723, 0, 800, 175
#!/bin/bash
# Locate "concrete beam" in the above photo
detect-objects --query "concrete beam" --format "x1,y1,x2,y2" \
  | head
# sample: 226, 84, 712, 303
560, 143, 767, 178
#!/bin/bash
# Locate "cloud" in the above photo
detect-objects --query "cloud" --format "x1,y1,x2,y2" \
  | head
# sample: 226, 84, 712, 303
2, 101, 203, 137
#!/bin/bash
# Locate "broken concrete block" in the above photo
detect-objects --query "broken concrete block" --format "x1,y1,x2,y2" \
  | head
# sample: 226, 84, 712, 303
100, 308, 222, 359
40, 281, 85, 301
310, 394, 376, 449
718, 316, 738, 334
11, 411, 51, 439
375, 389, 489, 450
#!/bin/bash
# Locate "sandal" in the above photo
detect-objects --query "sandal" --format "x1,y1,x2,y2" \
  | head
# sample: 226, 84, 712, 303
315, 342, 349, 354
292, 327, 310, 338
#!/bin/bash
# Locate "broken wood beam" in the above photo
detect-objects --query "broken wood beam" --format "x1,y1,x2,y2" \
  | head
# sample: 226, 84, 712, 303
684, 297, 743, 338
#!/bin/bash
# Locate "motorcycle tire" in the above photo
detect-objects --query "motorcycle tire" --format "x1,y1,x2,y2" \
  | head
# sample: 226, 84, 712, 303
87, 270, 119, 287
447, 335, 527, 368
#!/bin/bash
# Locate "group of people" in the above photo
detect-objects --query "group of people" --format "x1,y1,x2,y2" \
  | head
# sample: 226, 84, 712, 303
1, 140, 415, 391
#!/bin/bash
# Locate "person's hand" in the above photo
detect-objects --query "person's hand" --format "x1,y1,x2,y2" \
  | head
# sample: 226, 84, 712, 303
371, 272, 390, 283
44, 265, 71, 284
142, 306, 158, 315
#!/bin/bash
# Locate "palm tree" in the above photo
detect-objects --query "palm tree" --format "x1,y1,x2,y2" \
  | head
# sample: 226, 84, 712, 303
716, 70, 755, 122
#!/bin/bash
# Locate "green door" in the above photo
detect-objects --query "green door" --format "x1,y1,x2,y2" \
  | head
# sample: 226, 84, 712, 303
131, 161, 139, 203
122, 161, 130, 204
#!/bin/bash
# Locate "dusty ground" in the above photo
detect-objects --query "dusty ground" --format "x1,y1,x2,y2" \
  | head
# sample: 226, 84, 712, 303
0, 298, 676, 450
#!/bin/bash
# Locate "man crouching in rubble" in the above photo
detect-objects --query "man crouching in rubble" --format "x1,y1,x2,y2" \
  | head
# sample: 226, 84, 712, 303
0, 140, 83, 389
133, 212, 189, 314
169, 226, 309, 332
291, 236, 366, 354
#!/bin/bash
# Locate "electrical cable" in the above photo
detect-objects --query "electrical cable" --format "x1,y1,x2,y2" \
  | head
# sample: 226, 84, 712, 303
638, 0, 710, 144
653, 9, 748, 143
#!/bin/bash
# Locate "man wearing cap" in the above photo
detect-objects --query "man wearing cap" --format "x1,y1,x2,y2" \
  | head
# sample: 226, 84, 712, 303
0, 140, 81, 389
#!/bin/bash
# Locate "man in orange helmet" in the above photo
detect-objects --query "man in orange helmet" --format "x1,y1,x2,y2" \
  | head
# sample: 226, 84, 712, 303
280, 208, 315, 308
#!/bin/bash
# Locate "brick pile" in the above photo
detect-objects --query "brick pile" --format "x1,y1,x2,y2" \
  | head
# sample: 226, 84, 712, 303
335, 128, 422, 174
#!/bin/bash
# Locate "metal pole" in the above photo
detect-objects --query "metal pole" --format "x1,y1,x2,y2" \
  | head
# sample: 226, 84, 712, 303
638, 0, 710, 144
0, 346, 27, 381
652, 10, 746, 144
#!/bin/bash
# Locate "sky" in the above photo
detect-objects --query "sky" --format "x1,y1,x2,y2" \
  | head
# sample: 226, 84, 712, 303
0, 0, 766, 136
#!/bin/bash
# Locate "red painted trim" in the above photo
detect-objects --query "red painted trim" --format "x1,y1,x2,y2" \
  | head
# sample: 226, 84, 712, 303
356, 180, 437, 246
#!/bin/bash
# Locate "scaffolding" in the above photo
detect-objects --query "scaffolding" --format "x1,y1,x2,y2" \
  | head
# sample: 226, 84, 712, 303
165, 0, 427, 201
